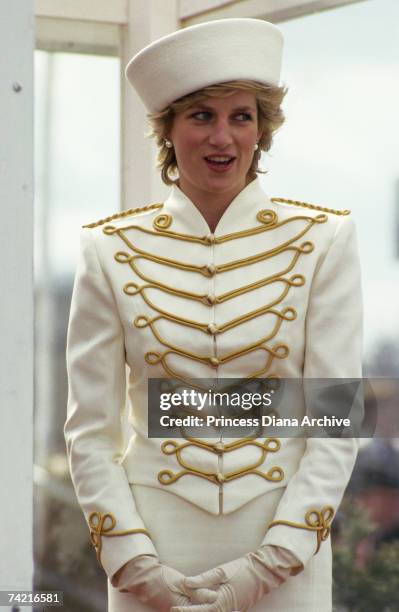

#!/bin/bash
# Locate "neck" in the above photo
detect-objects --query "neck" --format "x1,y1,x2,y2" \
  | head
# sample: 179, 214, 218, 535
177, 178, 252, 232
194, 195, 233, 233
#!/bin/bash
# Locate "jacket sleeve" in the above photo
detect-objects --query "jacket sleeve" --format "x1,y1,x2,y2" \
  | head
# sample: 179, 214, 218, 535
261, 214, 363, 567
64, 228, 157, 579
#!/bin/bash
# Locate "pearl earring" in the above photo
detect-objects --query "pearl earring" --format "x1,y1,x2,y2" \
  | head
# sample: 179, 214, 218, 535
254, 142, 259, 151
164, 139, 173, 148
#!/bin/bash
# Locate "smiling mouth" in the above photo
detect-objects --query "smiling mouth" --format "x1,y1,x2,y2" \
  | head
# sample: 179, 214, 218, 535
204, 155, 236, 167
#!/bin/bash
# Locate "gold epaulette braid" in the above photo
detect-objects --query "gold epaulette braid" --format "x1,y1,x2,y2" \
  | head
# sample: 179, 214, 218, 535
82, 202, 164, 229
271, 197, 350, 216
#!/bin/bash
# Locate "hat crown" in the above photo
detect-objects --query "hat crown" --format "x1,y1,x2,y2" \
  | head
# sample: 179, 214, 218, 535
125, 18, 284, 113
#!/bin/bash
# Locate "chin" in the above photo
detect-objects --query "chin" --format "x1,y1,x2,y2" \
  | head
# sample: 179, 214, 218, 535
201, 173, 242, 190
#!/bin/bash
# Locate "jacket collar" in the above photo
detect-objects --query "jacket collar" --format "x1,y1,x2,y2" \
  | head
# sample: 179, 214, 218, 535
162, 177, 271, 236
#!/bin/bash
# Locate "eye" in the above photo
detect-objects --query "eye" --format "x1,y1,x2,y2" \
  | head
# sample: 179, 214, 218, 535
190, 111, 212, 120
235, 113, 253, 121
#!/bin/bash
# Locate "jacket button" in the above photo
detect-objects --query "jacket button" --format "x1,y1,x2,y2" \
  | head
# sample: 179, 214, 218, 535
206, 264, 216, 276
205, 233, 215, 245
206, 293, 216, 305
207, 323, 219, 335
214, 441, 224, 452
216, 472, 225, 483
209, 357, 220, 367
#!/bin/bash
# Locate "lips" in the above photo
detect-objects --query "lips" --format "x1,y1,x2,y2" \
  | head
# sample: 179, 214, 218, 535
204, 155, 236, 171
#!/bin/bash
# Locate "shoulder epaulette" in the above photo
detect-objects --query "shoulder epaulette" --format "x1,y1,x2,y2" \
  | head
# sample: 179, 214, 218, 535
271, 197, 350, 216
82, 202, 164, 229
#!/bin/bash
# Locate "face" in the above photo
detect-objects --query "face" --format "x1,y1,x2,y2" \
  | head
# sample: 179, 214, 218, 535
169, 90, 261, 202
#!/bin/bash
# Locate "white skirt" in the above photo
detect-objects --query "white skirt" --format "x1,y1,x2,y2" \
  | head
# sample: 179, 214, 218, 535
108, 484, 332, 612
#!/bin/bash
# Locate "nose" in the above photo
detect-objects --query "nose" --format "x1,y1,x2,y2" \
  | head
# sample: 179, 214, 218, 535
208, 118, 234, 148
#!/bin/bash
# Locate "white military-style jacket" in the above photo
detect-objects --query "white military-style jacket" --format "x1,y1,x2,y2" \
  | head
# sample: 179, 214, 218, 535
65, 177, 362, 580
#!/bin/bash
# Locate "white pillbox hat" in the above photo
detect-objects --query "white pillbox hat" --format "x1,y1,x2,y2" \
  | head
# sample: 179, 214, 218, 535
125, 18, 284, 113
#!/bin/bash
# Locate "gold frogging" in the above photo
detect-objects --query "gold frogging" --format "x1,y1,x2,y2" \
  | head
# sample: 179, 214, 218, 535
103, 207, 327, 384
158, 437, 284, 486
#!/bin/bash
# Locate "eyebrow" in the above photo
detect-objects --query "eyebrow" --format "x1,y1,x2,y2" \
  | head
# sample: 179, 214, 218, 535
188, 103, 256, 112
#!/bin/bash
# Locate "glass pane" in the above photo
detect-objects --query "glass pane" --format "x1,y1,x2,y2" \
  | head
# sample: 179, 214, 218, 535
34, 49, 120, 611
262, 2, 399, 610
262, 0, 399, 375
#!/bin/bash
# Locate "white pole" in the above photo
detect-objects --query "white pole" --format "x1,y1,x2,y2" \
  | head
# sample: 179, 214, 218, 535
0, 0, 34, 606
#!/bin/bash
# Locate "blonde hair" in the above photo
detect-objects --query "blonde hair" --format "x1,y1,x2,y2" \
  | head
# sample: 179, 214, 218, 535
146, 80, 287, 186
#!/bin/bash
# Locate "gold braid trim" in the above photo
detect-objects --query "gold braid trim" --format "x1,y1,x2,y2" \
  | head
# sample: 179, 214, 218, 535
99, 209, 324, 386
122, 252, 305, 309
138, 304, 295, 355
105, 211, 321, 385
88, 512, 151, 569
106, 210, 327, 247
82, 203, 163, 229
145, 342, 288, 386
158, 437, 284, 486
271, 197, 350, 216
106, 214, 322, 277
152, 209, 279, 241
267, 506, 335, 554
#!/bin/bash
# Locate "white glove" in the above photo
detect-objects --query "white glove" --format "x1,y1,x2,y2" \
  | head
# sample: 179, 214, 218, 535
171, 545, 303, 612
111, 554, 217, 611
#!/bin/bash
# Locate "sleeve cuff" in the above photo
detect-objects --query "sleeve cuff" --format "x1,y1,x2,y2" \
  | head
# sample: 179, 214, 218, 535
88, 511, 158, 579
261, 506, 334, 567
100, 531, 158, 579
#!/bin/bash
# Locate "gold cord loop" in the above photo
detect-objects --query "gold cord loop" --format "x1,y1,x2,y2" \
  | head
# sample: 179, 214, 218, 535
88, 511, 151, 568
267, 505, 335, 554
256, 209, 278, 225
153, 213, 172, 230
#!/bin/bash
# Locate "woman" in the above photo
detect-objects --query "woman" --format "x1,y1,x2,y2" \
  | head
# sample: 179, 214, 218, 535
64, 18, 363, 612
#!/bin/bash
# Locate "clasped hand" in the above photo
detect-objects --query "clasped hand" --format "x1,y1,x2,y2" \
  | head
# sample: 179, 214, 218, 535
111, 554, 217, 611
171, 544, 302, 612
112, 545, 302, 612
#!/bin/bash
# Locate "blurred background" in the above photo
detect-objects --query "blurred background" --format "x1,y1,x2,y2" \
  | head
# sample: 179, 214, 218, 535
33, 1, 399, 610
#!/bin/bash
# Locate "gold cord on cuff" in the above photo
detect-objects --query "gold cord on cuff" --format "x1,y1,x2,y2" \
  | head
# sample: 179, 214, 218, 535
267, 505, 335, 554
88, 511, 152, 569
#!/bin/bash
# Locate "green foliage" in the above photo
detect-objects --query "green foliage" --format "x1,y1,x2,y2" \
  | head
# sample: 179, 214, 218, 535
333, 498, 399, 611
